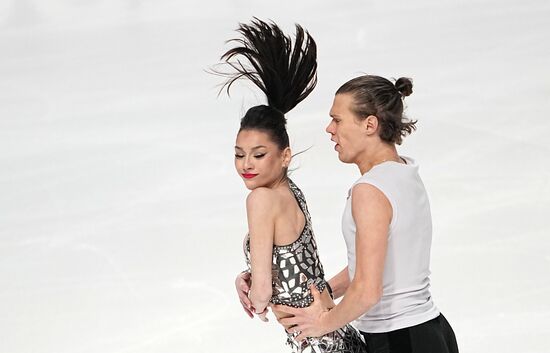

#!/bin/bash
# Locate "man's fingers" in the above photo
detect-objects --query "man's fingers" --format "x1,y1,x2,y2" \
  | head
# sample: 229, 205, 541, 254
295, 332, 307, 341
287, 324, 307, 341
278, 316, 299, 326
310, 284, 321, 300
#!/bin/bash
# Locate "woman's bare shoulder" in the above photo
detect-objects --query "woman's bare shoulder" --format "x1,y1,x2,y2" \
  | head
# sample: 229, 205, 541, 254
246, 186, 289, 216
246, 187, 282, 215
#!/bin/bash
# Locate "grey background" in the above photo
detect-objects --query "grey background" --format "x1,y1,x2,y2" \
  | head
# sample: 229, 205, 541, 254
1, 0, 549, 352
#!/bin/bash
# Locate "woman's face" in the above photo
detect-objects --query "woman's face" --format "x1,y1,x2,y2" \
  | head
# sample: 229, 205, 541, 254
326, 93, 368, 164
234, 129, 290, 190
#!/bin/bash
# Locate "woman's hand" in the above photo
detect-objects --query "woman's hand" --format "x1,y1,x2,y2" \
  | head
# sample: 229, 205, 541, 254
235, 271, 271, 322
256, 307, 270, 322
272, 285, 330, 341
235, 271, 254, 318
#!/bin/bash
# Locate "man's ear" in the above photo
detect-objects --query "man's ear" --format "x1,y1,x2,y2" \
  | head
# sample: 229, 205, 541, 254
364, 115, 379, 135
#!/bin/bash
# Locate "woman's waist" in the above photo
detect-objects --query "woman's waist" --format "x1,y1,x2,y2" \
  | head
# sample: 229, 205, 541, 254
272, 287, 334, 325
271, 276, 330, 303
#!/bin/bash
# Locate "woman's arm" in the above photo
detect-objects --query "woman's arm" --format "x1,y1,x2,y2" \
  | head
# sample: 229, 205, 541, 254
275, 183, 391, 339
246, 187, 277, 314
327, 266, 350, 300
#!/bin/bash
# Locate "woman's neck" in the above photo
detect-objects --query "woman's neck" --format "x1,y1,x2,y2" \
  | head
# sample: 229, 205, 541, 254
266, 174, 289, 190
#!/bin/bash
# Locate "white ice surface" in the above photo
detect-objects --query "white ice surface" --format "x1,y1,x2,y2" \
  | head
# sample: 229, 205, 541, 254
1, 1, 549, 352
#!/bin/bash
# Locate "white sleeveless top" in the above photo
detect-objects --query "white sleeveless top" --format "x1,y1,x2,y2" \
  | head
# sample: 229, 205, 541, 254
342, 156, 440, 333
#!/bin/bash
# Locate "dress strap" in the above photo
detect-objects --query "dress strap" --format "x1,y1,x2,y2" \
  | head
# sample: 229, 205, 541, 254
287, 179, 310, 223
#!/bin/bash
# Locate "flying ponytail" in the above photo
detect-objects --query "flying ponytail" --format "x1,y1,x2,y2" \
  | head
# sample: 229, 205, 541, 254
216, 18, 318, 149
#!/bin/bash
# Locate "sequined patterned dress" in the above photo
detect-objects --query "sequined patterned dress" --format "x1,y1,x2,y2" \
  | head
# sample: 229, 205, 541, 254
244, 179, 367, 353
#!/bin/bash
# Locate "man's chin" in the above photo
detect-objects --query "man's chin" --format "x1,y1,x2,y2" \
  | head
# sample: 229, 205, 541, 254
336, 153, 351, 164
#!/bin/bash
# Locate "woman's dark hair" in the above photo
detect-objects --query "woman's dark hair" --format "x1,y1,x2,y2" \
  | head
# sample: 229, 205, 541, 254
216, 18, 317, 150
336, 75, 417, 145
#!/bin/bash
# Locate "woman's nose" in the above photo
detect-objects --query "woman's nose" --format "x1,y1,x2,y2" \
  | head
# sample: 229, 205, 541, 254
243, 157, 253, 170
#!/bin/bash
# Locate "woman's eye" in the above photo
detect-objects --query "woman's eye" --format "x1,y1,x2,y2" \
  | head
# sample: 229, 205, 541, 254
234, 154, 244, 159
254, 154, 266, 159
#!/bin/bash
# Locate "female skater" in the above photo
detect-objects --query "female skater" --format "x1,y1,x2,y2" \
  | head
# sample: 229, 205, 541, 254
270, 75, 460, 353
218, 19, 367, 352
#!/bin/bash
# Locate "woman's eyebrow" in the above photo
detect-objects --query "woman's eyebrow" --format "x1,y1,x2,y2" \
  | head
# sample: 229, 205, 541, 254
234, 145, 267, 150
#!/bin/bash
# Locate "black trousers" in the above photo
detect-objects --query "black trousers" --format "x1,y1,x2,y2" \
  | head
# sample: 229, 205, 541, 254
360, 314, 459, 353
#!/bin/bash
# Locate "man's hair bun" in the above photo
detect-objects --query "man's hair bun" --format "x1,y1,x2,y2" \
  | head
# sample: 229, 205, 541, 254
395, 77, 413, 97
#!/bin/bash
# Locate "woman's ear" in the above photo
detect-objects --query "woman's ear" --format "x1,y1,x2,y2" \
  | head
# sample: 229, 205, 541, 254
282, 147, 292, 168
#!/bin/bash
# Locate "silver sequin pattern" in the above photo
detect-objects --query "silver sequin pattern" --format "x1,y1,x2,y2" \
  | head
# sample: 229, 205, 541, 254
244, 179, 367, 353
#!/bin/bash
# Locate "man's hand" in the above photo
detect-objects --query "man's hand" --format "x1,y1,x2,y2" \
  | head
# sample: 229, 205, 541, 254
235, 271, 254, 318
272, 285, 330, 341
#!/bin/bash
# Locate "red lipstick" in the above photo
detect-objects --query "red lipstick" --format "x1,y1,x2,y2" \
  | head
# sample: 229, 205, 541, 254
243, 173, 258, 179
